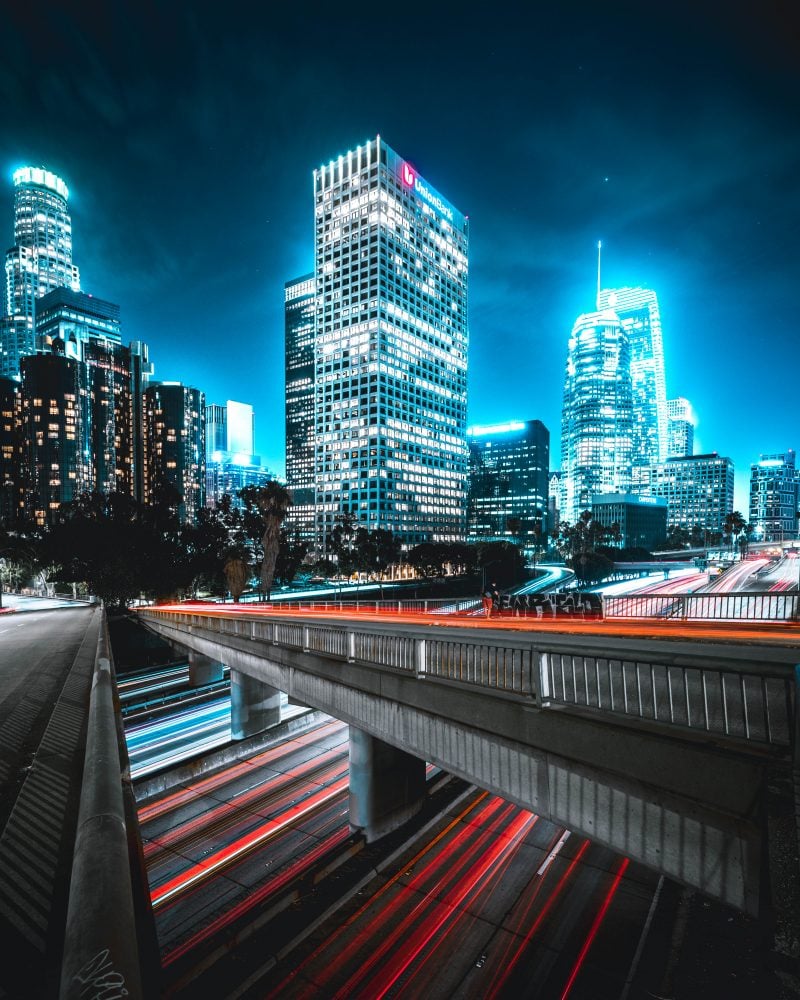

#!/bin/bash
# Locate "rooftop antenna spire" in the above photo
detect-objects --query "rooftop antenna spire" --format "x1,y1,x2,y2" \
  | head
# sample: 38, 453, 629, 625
596, 240, 602, 310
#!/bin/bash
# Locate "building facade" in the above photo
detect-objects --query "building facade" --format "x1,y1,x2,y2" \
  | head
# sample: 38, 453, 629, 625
285, 273, 316, 540
311, 137, 469, 551
590, 492, 668, 550
749, 451, 799, 542
466, 419, 549, 555
205, 400, 273, 509
667, 396, 695, 458
597, 287, 667, 466
35, 287, 121, 351
560, 309, 633, 523
144, 382, 205, 523
1, 167, 81, 380
631, 453, 734, 533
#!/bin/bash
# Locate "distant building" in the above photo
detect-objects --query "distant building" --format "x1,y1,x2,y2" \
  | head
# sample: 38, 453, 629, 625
591, 493, 668, 551
311, 136, 469, 550
205, 400, 273, 509
466, 419, 549, 555
0, 378, 20, 524
749, 451, 799, 542
284, 273, 315, 542
1, 167, 81, 380
144, 382, 205, 524
597, 287, 668, 466
35, 288, 121, 350
631, 453, 734, 533
667, 397, 695, 458
548, 470, 561, 535
561, 309, 632, 522
18, 349, 88, 524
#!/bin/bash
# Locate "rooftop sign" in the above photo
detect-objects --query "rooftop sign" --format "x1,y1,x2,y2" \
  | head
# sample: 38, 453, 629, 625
401, 161, 454, 223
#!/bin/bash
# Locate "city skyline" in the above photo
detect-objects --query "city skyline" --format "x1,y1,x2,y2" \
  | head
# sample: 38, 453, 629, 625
1, 4, 798, 514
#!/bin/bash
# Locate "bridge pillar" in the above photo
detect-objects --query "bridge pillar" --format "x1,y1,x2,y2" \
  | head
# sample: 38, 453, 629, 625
188, 651, 225, 686
349, 728, 426, 842
230, 668, 281, 739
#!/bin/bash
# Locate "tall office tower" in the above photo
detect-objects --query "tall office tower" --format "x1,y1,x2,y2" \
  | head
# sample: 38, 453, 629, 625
749, 451, 799, 542
1, 167, 81, 380
548, 470, 561, 535
130, 341, 154, 504
667, 397, 695, 458
19, 349, 89, 524
597, 287, 667, 466
466, 419, 549, 554
16, 336, 138, 523
206, 404, 227, 457
560, 309, 633, 523
205, 400, 273, 509
144, 382, 205, 524
631, 453, 734, 533
285, 273, 316, 541
35, 288, 121, 350
0, 378, 20, 524
82, 338, 134, 497
313, 137, 469, 550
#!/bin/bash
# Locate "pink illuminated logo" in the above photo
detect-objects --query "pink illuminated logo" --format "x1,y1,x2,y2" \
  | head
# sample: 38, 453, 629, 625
402, 163, 415, 187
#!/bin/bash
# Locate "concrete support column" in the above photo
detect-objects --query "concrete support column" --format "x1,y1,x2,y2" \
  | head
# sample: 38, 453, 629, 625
230, 668, 281, 739
188, 651, 224, 687
349, 728, 426, 842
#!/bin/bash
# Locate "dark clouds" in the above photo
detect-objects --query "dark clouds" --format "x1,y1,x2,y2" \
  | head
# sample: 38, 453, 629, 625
1, 1, 798, 506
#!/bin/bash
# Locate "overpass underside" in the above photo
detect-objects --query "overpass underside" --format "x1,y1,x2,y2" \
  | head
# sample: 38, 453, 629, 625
139, 610, 788, 918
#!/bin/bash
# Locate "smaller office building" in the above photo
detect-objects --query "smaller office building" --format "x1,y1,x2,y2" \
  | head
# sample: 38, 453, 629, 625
591, 493, 668, 551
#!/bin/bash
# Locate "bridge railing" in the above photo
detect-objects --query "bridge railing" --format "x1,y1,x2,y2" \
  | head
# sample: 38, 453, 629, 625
605, 591, 798, 622
540, 648, 793, 747
142, 609, 796, 750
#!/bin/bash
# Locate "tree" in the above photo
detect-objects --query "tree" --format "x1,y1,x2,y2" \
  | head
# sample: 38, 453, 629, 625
327, 511, 359, 580
223, 555, 250, 602
723, 511, 747, 559
274, 525, 309, 586
240, 483, 293, 599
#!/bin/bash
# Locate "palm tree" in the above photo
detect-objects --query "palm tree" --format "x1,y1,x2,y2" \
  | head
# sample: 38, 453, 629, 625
242, 482, 292, 600
723, 511, 747, 560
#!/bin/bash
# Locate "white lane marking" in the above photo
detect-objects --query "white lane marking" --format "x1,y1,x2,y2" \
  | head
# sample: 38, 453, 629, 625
537, 830, 571, 877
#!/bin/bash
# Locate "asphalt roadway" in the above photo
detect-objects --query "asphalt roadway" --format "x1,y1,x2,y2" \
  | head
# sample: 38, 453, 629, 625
0, 605, 100, 998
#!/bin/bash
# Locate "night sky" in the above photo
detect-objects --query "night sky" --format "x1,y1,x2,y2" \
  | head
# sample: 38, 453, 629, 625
2, 2, 798, 512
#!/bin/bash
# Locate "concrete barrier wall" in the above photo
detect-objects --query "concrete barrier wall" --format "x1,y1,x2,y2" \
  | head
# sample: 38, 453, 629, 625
59, 628, 144, 1000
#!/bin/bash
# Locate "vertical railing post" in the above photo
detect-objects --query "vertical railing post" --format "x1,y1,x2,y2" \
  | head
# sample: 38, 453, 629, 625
348, 631, 356, 663
416, 637, 427, 676
303, 626, 310, 652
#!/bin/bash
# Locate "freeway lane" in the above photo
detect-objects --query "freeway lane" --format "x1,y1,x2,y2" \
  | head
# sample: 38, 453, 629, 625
259, 791, 658, 1000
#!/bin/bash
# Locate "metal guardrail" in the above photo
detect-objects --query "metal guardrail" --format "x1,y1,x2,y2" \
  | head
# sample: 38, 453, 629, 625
141, 609, 796, 754
540, 649, 793, 747
605, 591, 798, 622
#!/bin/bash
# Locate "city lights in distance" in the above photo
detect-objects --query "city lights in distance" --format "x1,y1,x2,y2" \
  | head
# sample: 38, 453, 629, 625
468, 421, 525, 436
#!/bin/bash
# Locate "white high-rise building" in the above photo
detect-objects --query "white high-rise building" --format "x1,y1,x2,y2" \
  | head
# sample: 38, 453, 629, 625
560, 309, 633, 523
1, 167, 81, 380
597, 287, 667, 465
667, 396, 695, 458
312, 136, 469, 549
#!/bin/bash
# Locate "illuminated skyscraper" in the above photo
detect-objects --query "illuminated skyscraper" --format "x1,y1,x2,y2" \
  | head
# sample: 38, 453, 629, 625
312, 137, 469, 549
205, 400, 273, 509
467, 419, 549, 554
144, 382, 205, 523
285, 273, 316, 541
749, 450, 799, 541
631, 453, 734, 533
667, 396, 695, 458
597, 287, 667, 466
1, 167, 81, 380
560, 309, 633, 523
